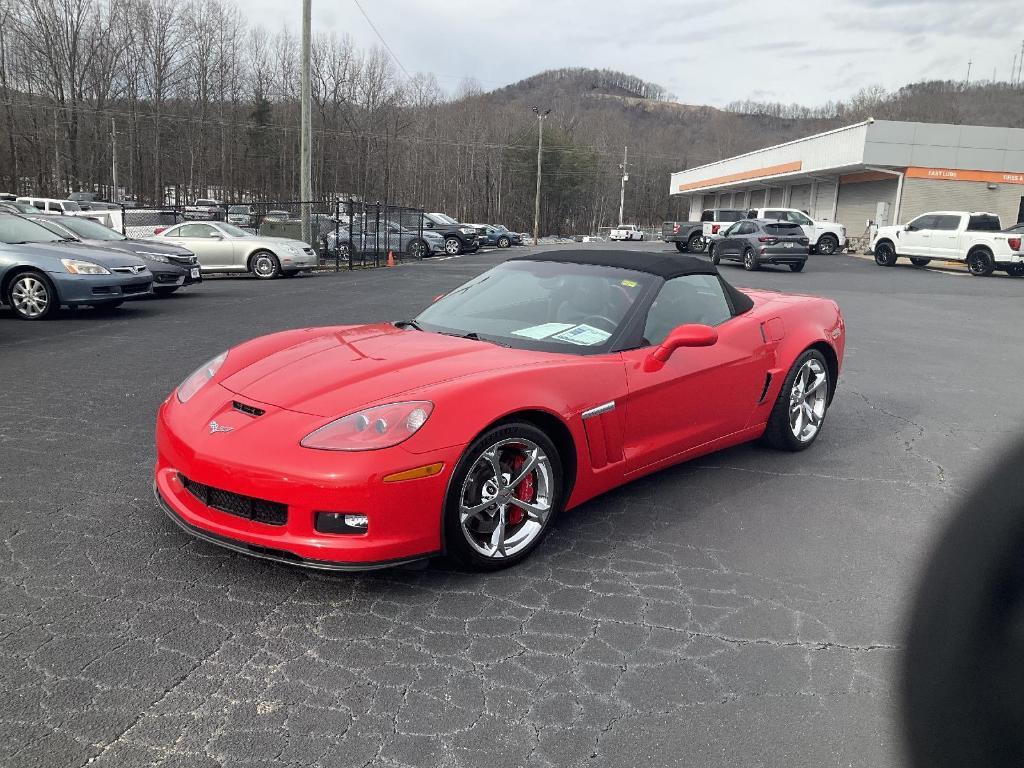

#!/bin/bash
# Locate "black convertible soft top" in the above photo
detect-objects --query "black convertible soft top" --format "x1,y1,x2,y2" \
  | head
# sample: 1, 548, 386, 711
509, 249, 754, 315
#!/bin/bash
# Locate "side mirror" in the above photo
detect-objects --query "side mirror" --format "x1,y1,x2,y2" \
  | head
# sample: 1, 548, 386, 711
644, 324, 718, 371
905, 224, 916, 232
208, 233, 223, 239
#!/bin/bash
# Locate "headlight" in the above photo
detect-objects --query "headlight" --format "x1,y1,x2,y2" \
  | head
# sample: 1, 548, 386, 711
135, 252, 170, 263
300, 401, 433, 451
61, 258, 110, 275
176, 351, 227, 404
460, 227, 474, 235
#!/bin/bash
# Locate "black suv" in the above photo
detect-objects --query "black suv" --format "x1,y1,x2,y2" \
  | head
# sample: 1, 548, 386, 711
422, 213, 480, 255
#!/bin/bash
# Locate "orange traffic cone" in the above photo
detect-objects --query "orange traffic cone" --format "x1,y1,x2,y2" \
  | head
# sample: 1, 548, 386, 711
387, 250, 395, 267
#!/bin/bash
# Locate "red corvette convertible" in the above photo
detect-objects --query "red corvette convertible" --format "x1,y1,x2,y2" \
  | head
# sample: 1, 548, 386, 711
155, 251, 845, 571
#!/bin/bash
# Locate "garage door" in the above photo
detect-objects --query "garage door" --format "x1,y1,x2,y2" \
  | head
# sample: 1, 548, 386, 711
749, 189, 768, 208
789, 184, 812, 212
768, 188, 785, 207
835, 178, 898, 236
812, 182, 837, 220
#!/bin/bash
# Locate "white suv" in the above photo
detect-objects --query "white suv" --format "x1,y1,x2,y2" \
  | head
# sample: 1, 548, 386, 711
747, 208, 847, 255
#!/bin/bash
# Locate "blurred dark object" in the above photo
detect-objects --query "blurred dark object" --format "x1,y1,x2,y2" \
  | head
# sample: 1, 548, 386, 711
903, 437, 1024, 767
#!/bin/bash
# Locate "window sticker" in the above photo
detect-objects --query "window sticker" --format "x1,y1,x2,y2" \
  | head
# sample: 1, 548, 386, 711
511, 322, 575, 340
620, 279, 638, 288
551, 324, 612, 346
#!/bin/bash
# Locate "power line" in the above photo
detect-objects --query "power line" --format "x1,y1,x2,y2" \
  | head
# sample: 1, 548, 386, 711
351, 0, 412, 81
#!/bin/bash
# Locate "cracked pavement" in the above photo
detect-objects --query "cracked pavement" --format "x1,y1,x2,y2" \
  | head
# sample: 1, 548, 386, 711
2, 245, 1023, 767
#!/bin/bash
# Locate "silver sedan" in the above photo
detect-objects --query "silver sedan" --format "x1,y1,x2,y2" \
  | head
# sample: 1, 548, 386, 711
148, 221, 317, 279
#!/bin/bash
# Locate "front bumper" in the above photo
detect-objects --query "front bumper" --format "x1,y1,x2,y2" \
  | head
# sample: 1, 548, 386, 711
154, 389, 461, 568
49, 271, 153, 304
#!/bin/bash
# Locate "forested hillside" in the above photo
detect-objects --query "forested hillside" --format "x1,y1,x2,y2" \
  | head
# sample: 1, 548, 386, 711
2, 0, 1023, 233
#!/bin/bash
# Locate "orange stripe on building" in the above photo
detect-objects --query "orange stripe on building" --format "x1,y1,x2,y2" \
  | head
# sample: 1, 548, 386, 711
676, 161, 803, 192
839, 170, 895, 184
906, 167, 1024, 184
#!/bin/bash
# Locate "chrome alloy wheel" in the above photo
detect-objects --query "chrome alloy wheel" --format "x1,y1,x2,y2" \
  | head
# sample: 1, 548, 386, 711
11, 275, 50, 318
253, 254, 277, 277
458, 438, 554, 559
789, 357, 828, 442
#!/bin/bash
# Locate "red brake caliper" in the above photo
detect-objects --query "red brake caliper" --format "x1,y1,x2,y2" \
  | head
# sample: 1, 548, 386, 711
507, 454, 534, 526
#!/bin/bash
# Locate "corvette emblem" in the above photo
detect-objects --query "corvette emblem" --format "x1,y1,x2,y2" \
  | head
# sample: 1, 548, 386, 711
208, 420, 233, 434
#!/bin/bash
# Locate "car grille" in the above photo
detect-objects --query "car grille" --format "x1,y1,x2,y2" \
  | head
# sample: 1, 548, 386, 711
167, 254, 197, 265
112, 265, 147, 275
121, 282, 150, 295
179, 474, 287, 526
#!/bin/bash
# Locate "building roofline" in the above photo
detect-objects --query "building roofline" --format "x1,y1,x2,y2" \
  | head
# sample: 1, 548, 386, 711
675, 119, 875, 177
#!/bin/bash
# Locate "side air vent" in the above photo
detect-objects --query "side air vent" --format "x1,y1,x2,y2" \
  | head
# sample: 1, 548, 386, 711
758, 373, 773, 404
232, 401, 266, 417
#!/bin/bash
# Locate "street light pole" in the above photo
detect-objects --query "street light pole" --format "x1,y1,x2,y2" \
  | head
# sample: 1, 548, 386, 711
532, 106, 549, 246
300, 0, 312, 245
617, 146, 629, 226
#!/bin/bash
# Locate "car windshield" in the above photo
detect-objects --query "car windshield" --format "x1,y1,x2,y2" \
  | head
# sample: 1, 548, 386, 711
430, 213, 459, 225
414, 260, 655, 354
228, 206, 249, 213
49, 215, 126, 241
217, 223, 252, 237
0, 215, 64, 243
60, 201, 82, 212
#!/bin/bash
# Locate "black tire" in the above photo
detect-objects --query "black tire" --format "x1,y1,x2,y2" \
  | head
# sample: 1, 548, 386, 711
497, 236, 511, 248
250, 250, 281, 279
1008, 264, 1024, 277
444, 236, 462, 256
708, 243, 720, 265
7, 270, 57, 320
910, 258, 931, 267
874, 241, 898, 267
282, 270, 299, 278
762, 348, 831, 452
816, 234, 839, 255
966, 249, 994, 276
674, 241, 687, 253
443, 421, 564, 571
153, 286, 180, 297
407, 239, 428, 259
687, 232, 706, 253
91, 300, 124, 312
789, 262, 805, 272
743, 248, 759, 271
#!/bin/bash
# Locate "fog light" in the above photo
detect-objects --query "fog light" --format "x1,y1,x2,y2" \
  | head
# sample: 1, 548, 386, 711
315, 511, 369, 534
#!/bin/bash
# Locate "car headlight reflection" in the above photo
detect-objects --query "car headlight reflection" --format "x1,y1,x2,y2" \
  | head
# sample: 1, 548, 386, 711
61, 258, 110, 275
300, 401, 433, 451
176, 351, 228, 404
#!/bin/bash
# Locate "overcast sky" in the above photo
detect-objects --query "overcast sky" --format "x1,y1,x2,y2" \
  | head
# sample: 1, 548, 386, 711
258, 0, 1024, 106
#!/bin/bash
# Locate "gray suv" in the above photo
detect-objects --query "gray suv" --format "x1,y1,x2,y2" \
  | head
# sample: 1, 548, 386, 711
709, 219, 810, 272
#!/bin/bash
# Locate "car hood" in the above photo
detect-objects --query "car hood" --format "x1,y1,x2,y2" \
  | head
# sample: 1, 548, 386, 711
3, 241, 147, 268
116, 239, 195, 257
220, 323, 553, 417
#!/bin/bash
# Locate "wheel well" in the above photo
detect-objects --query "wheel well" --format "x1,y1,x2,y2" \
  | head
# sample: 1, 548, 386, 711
0, 266, 54, 306
875, 238, 894, 250
489, 409, 578, 501
966, 244, 993, 259
247, 249, 276, 270
808, 341, 839, 404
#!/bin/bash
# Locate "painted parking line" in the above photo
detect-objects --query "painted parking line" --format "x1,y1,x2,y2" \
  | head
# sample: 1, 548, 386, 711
848, 252, 969, 277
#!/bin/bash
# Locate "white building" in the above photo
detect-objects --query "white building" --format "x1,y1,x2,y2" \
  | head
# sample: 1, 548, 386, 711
669, 119, 1024, 241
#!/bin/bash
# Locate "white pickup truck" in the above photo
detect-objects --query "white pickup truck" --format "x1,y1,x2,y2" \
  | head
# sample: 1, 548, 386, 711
609, 224, 644, 241
183, 198, 223, 221
746, 207, 848, 255
871, 211, 1024, 276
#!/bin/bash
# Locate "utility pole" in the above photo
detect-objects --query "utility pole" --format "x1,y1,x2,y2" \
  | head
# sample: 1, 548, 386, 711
531, 106, 550, 246
965, 59, 972, 84
617, 146, 629, 225
1018, 40, 1024, 84
299, 0, 312, 246
110, 118, 118, 202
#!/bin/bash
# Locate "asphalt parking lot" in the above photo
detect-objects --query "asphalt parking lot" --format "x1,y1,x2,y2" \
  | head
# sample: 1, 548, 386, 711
3, 244, 1024, 768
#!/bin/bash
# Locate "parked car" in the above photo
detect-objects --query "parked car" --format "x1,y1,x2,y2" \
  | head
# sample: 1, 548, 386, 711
0, 213, 152, 319
262, 210, 291, 223
422, 212, 480, 255
227, 205, 258, 228
16, 197, 84, 215
871, 211, 1024, 276
153, 250, 845, 571
0, 200, 38, 214
700, 209, 748, 243
610, 224, 644, 241
321, 221, 446, 260
746, 207, 847, 255
78, 201, 120, 212
474, 224, 523, 248
149, 221, 316, 279
24, 214, 201, 297
1004, 222, 1024, 234
661, 220, 705, 253
183, 198, 223, 221
710, 219, 810, 272
0, 192, 16, 201
67, 191, 99, 203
